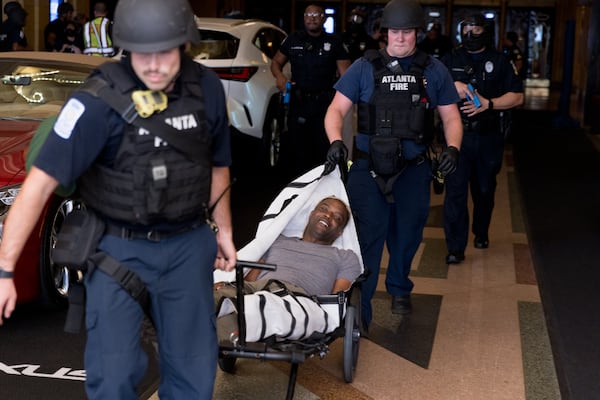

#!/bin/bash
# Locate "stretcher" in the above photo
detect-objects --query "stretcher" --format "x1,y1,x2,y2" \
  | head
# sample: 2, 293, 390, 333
214, 165, 365, 400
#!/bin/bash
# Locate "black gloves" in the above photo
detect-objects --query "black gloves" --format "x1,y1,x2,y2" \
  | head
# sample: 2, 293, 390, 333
323, 140, 348, 176
438, 145, 459, 176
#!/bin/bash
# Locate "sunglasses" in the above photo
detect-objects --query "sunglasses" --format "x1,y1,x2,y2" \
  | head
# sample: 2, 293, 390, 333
304, 12, 324, 18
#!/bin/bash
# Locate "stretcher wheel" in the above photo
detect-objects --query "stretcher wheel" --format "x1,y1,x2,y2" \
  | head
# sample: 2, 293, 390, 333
342, 304, 360, 383
218, 355, 237, 373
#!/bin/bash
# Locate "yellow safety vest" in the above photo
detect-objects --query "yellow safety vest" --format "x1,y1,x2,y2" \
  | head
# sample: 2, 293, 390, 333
83, 17, 114, 57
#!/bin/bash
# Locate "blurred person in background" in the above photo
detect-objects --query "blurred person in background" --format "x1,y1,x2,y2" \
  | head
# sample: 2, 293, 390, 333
0, 1, 28, 51
44, 1, 74, 52
83, 1, 115, 57
418, 20, 452, 60
371, 18, 387, 49
343, 7, 379, 62
503, 31, 525, 79
59, 21, 83, 53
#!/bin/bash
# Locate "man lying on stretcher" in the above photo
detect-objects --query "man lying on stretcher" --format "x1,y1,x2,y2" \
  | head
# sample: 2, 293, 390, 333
214, 196, 362, 342
215, 196, 361, 296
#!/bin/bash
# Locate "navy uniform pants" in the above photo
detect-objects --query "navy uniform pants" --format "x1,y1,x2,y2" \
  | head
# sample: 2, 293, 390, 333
84, 224, 218, 400
347, 158, 431, 326
443, 131, 505, 253
283, 90, 334, 179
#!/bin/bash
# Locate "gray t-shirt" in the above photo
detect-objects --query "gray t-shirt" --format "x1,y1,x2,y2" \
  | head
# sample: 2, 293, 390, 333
258, 235, 362, 296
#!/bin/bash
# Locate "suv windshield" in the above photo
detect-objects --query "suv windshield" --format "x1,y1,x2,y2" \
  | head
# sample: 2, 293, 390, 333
190, 30, 240, 60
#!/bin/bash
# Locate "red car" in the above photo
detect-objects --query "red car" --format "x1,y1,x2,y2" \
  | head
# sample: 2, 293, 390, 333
0, 52, 113, 306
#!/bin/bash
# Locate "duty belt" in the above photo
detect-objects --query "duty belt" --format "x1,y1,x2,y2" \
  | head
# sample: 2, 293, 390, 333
354, 148, 426, 166
462, 118, 481, 132
105, 220, 204, 242
354, 148, 427, 204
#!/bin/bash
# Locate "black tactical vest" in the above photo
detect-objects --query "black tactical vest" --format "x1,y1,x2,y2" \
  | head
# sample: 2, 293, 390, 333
357, 49, 434, 144
77, 59, 213, 226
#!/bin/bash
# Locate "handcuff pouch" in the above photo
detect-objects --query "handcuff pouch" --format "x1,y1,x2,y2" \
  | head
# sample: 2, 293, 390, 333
369, 135, 402, 176
52, 209, 106, 271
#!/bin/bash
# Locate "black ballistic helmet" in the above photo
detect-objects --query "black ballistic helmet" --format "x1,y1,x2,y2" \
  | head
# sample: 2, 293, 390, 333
460, 13, 492, 52
381, 0, 425, 30
113, 0, 200, 53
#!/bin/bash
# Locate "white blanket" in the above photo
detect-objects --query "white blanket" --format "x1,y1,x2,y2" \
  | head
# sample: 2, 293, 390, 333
214, 165, 364, 282
217, 288, 339, 342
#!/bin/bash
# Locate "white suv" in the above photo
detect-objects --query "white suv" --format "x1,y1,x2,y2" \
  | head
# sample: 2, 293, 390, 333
190, 18, 290, 167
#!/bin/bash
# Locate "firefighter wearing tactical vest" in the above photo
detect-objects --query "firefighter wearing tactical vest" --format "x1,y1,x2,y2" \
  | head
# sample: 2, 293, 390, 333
441, 13, 523, 265
83, 1, 115, 57
324, 0, 463, 328
0, 0, 237, 398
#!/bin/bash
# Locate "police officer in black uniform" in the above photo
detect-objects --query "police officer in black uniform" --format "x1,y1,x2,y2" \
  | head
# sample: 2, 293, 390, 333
324, 0, 462, 325
271, 4, 351, 179
0, 0, 237, 398
441, 13, 524, 264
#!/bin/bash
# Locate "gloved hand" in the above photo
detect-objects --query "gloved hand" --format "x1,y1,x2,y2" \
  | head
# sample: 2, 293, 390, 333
323, 140, 348, 176
438, 145, 459, 175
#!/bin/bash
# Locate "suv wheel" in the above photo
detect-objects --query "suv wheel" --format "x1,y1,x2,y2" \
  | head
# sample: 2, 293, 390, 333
262, 97, 284, 168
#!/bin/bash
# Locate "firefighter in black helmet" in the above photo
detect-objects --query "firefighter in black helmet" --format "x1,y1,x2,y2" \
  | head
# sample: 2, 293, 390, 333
441, 13, 524, 264
0, 0, 236, 398
324, 0, 463, 325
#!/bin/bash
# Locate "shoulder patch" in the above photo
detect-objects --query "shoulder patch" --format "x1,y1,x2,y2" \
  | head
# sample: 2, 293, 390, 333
54, 98, 85, 139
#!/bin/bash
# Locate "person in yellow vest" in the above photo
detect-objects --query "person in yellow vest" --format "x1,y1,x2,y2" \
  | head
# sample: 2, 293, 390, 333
83, 1, 114, 57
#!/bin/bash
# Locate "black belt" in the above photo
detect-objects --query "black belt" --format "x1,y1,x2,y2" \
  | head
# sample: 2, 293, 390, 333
105, 220, 204, 242
354, 148, 426, 166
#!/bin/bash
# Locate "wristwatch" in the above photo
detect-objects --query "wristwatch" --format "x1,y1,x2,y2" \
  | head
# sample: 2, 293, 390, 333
0, 267, 14, 279
488, 99, 494, 110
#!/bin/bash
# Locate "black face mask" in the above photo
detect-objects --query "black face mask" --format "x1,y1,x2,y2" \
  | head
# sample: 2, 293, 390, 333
461, 31, 489, 52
